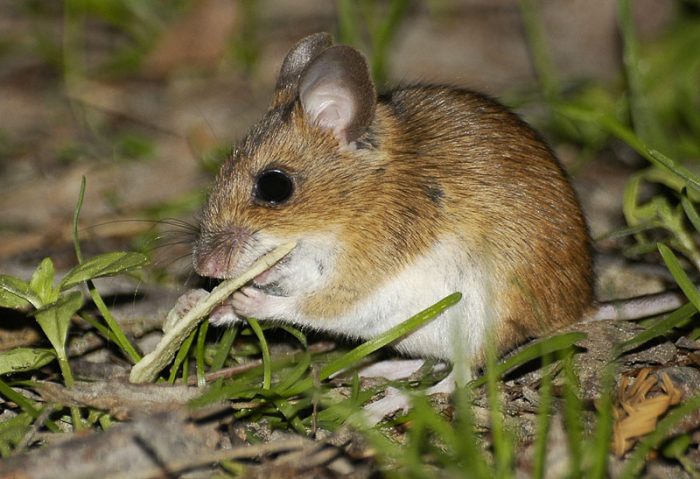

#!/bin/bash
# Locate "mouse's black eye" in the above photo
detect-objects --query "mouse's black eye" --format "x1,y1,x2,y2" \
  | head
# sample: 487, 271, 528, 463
253, 169, 294, 205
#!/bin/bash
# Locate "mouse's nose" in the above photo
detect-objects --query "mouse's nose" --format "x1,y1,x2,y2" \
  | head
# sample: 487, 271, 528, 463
192, 227, 250, 278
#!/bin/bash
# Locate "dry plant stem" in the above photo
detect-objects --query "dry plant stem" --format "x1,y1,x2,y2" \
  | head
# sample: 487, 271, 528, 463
129, 242, 297, 383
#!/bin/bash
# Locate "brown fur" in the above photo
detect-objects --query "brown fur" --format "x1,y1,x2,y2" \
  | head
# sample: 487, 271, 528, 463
195, 35, 593, 358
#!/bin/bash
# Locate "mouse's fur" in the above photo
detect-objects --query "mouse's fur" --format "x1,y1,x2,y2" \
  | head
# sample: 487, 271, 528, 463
194, 33, 593, 366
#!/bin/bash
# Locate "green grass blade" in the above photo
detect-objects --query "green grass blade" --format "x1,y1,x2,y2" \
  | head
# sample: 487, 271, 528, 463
554, 104, 700, 192
561, 351, 583, 477
681, 189, 700, 234
274, 352, 312, 395
470, 332, 586, 388
210, 326, 238, 372
195, 320, 209, 387
589, 362, 616, 479
72, 176, 86, 263
70, 176, 141, 363
168, 328, 196, 384
370, 0, 409, 87
337, 0, 359, 45
0, 379, 59, 433
280, 293, 462, 397
278, 325, 307, 348
518, 0, 559, 100
532, 355, 553, 479
616, 302, 695, 356
657, 243, 700, 310
617, 0, 665, 150
247, 318, 271, 390
486, 342, 514, 478
87, 288, 141, 363
319, 293, 462, 381
453, 386, 491, 478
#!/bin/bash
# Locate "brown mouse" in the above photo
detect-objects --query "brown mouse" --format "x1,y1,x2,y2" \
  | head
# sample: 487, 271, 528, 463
192, 33, 682, 403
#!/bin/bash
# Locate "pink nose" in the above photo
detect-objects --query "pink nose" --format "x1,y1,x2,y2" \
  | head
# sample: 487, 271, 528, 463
193, 253, 232, 278
193, 228, 250, 278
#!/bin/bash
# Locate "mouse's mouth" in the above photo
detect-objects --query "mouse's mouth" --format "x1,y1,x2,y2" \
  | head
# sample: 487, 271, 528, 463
249, 244, 294, 291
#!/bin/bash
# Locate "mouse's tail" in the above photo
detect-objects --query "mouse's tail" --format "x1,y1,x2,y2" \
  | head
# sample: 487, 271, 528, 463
591, 290, 688, 321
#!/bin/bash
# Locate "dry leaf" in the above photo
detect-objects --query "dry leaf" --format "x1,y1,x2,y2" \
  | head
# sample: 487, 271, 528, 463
612, 368, 684, 456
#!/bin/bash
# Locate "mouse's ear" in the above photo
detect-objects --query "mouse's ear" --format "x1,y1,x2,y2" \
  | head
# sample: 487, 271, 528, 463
298, 45, 376, 147
273, 32, 333, 106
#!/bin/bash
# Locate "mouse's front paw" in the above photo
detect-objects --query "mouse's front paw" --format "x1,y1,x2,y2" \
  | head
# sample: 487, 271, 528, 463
209, 301, 243, 326
232, 286, 294, 320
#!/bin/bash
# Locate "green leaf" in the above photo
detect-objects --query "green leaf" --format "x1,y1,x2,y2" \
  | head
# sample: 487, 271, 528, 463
0, 348, 56, 375
0, 276, 40, 310
59, 251, 148, 290
29, 258, 58, 305
34, 291, 83, 357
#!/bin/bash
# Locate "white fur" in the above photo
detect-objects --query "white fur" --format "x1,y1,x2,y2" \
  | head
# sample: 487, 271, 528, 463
327, 237, 494, 367
225, 233, 495, 368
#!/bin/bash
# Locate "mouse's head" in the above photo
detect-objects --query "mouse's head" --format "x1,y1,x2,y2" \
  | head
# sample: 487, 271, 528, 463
193, 33, 379, 282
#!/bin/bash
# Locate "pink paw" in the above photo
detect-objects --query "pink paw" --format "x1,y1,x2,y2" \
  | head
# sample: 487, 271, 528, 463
231, 286, 267, 319
209, 302, 242, 326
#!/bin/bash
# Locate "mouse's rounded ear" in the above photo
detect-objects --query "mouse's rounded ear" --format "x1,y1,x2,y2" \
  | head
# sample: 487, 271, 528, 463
298, 45, 376, 147
273, 32, 333, 106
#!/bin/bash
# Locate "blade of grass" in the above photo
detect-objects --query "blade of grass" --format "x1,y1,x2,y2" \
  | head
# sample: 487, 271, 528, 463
370, 0, 409, 87
71, 176, 141, 363
337, 0, 360, 45
560, 351, 583, 478
282, 292, 462, 397
246, 318, 271, 390
168, 328, 196, 384
404, 398, 428, 476
274, 352, 312, 395
658, 243, 700, 311
554, 104, 700, 192
453, 386, 491, 478
195, 320, 209, 387
616, 302, 695, 356
680, 189, 700, 234
278, 325, 307, 348
533, 354, 553, 479
486, 341, 514, 478
0, 379, 60, 433
519, 0, 559, 101
617, 0, 665, 150
320, 293, 461, 381
588, 361, 617, 479
210, 326, 238, 372
469, 332, 586, 388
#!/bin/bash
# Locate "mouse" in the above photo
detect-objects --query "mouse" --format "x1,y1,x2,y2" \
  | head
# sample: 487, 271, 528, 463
191, 32, 686, 419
